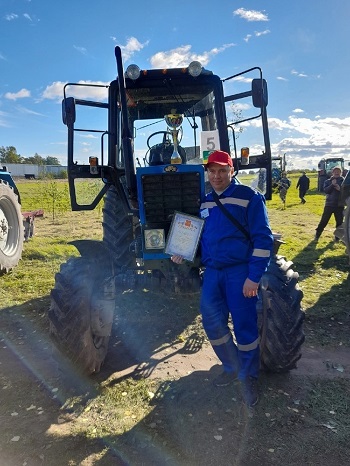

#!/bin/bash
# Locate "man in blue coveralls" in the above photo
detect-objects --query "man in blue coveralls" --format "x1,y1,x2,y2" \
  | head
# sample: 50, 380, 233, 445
172, 150, 273, 406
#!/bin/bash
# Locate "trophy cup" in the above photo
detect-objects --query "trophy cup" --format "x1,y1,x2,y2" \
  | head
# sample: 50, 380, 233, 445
164, 114, 184, 164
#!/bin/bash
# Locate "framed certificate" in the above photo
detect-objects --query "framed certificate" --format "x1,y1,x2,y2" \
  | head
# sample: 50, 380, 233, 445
165, 212, 205, 262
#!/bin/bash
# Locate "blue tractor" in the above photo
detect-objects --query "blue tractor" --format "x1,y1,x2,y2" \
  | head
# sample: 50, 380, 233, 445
271, 153, 287, 190
48, 47, 304, 375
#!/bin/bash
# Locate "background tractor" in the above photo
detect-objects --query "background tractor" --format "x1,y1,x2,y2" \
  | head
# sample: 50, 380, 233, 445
48, 47, 304, 375
0, 166, 42, 275
0, 166, 24, 275
317, 157, 348, 192
271, 153, 287, 190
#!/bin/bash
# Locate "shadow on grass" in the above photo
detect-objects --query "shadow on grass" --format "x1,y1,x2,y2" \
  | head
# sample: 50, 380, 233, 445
290, 238, 348, 281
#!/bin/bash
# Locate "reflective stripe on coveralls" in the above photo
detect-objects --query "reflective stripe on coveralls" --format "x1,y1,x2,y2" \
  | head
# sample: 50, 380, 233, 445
201, 197, 250, 209
210, 333, 260, 351
252, 248, 270, 257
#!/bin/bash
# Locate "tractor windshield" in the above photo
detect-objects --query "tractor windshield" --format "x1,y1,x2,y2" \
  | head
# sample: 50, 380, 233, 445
123, 74, 225, 167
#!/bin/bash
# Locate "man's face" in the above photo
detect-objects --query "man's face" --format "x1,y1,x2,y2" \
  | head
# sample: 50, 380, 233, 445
333, 168, 341, 178
207, 163, 233, 191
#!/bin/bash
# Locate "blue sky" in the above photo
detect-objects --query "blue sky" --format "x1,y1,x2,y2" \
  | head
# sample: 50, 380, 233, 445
1, 0, 350, 170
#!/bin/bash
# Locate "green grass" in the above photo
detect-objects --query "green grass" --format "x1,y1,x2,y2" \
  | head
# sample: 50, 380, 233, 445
1, 208, 103, 307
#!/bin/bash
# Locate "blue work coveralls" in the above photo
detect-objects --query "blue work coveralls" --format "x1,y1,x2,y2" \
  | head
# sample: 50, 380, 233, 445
199, 179, 273, 380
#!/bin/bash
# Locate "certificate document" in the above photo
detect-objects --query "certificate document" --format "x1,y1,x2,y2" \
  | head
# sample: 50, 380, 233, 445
165, 212, 205, 262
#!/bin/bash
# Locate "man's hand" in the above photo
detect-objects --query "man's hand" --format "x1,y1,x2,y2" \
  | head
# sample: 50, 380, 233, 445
243, 278, 259, 298
171, 255, 184, 264
332, 179, 340, 190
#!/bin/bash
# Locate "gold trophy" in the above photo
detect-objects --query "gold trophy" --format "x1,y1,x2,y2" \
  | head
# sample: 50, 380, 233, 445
165, 113, 183, 164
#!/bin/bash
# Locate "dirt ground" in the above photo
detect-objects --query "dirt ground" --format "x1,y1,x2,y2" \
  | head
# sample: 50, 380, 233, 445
1, 291, 350, 466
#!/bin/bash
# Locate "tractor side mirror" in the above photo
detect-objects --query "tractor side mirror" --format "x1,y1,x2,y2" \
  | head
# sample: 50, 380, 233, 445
62, 97, 76, 126
252, 78, 268, 108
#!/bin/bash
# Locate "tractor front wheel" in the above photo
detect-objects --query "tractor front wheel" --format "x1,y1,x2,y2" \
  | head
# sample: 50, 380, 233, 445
49, 257, 115, 374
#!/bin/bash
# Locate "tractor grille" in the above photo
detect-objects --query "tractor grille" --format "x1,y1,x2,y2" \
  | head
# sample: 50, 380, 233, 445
141, 172, 202, 226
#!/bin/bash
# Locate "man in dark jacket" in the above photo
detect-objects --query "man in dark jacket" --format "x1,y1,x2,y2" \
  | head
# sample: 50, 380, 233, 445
315, 166, 344, 240
172, 150, 273, 407
296, 172, 310, 204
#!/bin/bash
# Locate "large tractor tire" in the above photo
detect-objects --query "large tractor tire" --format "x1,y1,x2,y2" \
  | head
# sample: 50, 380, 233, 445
48, 186, 134, 376
0, 180, 23, 275
258, 255, 305, 372
48, 257, 115, 374
102, 185, 135, 269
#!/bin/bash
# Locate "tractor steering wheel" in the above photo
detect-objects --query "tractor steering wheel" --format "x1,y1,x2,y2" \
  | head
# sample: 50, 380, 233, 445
147, 131, 172, 150
146, 129, 185, 166
146, 128, 183, 150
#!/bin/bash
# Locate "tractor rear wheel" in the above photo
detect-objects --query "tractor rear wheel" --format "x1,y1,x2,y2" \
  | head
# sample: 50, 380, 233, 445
258, 255, 305, 372
48, 257, 115, 374
0, 180, 23, 275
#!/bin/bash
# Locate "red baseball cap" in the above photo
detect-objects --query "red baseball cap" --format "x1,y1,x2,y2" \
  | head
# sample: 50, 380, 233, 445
207, 150, 233, 167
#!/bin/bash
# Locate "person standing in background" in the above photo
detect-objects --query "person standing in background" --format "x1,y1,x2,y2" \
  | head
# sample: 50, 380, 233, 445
277, 172, 291, 208
315, 166, 344, 241
296, 171, 310, 204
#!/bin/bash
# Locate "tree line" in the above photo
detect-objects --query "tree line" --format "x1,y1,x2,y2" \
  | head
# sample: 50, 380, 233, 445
0, 146, 61, 166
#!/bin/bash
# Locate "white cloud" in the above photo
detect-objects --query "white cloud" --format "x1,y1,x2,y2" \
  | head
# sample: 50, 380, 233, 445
150, 44, 235, 68
291, 69, 308, 78
267, 117, 295, 131
232, 75, 252, 84
293, 108, 304, 113
5, 88, 31, 100
244, 30, 270, 42
16, 105, 44, 116
239, 113, 350, 167
0, 110, 10, 127
73, 45, 88, 55
255, 29, 270, 37
271, 115, 350, 166
42, 80, 109, 101
80, 134, 98, 139
5, 13, 18, 21
0, 52, 6, 60
111, 37, 149, 62
233, 8, 269, 22
276, 76, 288, 81
23, 13, 32, 21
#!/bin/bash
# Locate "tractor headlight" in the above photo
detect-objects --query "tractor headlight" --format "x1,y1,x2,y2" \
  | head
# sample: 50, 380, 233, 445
188, 61, 202, 77
144, 229, 165, 249
126, 64, 141, 80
